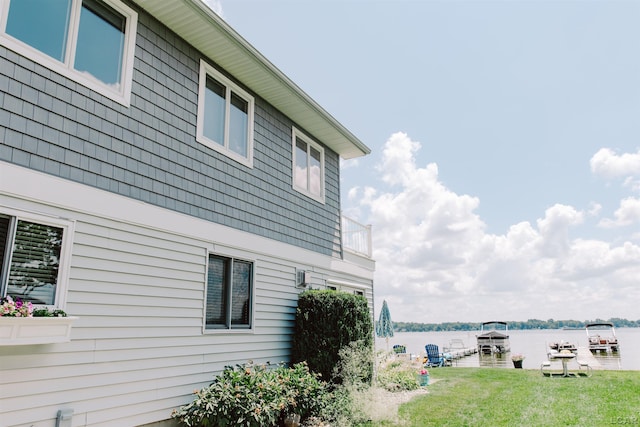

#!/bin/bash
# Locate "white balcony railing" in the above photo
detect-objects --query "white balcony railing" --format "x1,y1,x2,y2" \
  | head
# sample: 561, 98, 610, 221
341, 215, 372, 258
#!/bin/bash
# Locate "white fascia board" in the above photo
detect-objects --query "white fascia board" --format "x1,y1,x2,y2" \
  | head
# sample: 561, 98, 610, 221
0, 161, 372, 278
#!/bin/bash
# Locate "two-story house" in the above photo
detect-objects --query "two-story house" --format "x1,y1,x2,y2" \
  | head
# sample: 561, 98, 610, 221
0, 1, 374, 425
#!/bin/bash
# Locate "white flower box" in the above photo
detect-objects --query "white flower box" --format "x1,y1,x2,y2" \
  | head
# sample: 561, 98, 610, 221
0, 316, 78, 345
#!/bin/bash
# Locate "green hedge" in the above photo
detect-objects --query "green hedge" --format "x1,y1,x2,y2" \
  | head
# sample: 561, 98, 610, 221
291, 290, 373, 384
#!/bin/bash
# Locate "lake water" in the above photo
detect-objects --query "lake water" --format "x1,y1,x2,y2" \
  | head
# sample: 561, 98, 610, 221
375, 328, 640, 370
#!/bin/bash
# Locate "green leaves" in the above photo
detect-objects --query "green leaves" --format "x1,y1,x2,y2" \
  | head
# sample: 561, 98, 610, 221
172, 361, 332, 427
292, 290, 373, 384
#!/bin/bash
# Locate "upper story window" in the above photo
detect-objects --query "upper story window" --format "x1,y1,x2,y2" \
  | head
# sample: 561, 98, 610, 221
205, 254, 253, 331
197, 60, 255, 168
0, 0, 137, 106
292, 127, 325, 203
0, 210, 74, 309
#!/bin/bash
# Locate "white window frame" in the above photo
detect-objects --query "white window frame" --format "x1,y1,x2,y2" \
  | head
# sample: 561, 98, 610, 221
197, 59, 255, 168
203, 251, 255, 333
292, 127, 325, 203
0, 207, 75, 310
325, 279, 368, 297
0, 0, 138, 107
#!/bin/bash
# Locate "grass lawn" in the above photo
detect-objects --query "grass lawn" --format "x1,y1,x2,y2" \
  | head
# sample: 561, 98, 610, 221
361, 367, 640, 427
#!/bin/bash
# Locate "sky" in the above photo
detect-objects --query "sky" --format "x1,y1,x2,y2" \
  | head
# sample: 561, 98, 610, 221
205, 0, 640, 324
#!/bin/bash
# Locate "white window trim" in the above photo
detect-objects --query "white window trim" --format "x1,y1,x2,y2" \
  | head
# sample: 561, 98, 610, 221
202, 250, 256, 334
196, 59, 255, 168
0, 0, 138, 107
292, 126, 325, 203
0, 206, 75, 310
326, 279, 368, 296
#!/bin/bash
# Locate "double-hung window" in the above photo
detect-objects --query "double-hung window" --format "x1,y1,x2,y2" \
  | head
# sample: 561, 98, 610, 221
205, 254, 253, 330
292, 127, 325, 203
197, 60, 255, 167
0, 0, 137, 106
0, 211, 73, 308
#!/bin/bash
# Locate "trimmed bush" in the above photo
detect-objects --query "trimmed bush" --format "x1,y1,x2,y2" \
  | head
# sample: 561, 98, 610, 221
291, 290, 373, 384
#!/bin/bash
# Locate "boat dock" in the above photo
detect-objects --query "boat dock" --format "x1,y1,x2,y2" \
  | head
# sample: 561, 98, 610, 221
443, 339, 478, 361
576, 346, 603, 370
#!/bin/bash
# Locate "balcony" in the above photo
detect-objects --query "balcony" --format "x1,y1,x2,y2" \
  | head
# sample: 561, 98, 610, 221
342, 215, 372, 258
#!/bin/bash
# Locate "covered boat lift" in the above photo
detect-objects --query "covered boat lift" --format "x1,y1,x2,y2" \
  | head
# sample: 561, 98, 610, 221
477, 321, 511, 355
586, 322, 620, 353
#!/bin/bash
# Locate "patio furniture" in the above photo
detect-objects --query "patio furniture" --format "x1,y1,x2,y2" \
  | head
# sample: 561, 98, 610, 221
425, 344, 450, 367
393, 344, 406, 354
577, 359, 593, 377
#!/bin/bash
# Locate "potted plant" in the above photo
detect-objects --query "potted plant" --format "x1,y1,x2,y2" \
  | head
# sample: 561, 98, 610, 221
417, 368, 430, 386
511, 353, 525, 369
0, 296, 77, 345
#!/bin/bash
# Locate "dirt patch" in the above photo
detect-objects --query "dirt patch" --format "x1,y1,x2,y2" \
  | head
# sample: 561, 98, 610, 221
360, 383, 433, 423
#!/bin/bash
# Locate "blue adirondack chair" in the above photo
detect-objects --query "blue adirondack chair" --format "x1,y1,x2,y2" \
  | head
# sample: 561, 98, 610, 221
425, 344, 449, 367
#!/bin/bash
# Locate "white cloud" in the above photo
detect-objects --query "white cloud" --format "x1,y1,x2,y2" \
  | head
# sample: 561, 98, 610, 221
340, 158, 360, 170
357, 133, 640, 322
347, 186, 360, 201
587, 202, 602, 217
590, 148, 640, 227
377, 132, 423, 186
599, 197, 640, 228
590, 148, 640, 181
623, 176, 640, 192
202, 0, 224, 17
536, 204, 583, 258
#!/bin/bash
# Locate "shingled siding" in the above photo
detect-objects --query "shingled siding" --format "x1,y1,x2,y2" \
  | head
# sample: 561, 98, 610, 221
0, 3, 342, 258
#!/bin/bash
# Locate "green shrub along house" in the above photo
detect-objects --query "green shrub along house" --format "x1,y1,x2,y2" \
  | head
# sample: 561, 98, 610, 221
292, 290, 374, 384
0, 1, 374, 425
173, 290, 375, 426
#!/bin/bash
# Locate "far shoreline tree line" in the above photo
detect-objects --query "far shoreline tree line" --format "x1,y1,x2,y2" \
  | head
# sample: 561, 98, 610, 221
391, 318, 640, 332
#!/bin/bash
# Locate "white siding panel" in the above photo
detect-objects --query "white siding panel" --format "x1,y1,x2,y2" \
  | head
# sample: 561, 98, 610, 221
0, 169, 373, 426
70, 326, 199, 340
0, 349, 97, 371
70, 273, 204, 296
71, 255, 203, 282
1, 354, 205, 384
68, 290, 202, 310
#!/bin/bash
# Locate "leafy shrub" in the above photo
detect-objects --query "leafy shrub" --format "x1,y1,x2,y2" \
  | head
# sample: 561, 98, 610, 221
32, 308, 67, 317
327, 341, 378, 425
332, 340, 375, 389
172, 361, 335, 427
376, 364, 420, 392
292, 290, 373, 383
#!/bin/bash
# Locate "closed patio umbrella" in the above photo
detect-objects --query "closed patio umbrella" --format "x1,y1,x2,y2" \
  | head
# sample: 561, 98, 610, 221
376, 300, 394, 352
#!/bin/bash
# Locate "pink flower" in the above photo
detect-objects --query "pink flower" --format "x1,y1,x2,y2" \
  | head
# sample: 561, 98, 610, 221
0, 296, 36, 317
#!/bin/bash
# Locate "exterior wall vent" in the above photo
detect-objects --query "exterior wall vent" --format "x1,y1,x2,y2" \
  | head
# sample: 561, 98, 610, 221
297, 270, 311, 287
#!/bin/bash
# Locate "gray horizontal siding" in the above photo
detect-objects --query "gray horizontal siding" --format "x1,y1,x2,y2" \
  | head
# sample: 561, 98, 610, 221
0, 226, 292, 424
0, 2, 343, 258
0, 192, 373, 425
